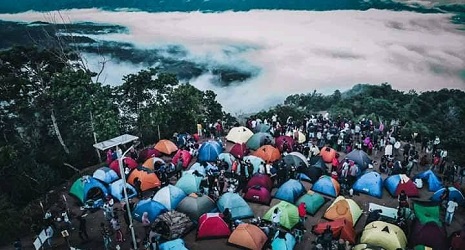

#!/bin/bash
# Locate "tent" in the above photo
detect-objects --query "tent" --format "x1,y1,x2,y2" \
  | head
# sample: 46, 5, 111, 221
142, 157, 165, 170
171, 150, 192, 169
69, 176, 109, 205
254, 123, 271, 133
226, 126, 254, 144
412, 201, 442, 226
431, 186, 464, 205
295, 190, 327, 215
271, 230, 296, 250
198, 140, 223, 162
109, 157, 138, 175
137, 148, 161, 162
152, 185, 186, 210
153, 211, 193, 240
176, 193, 216, 221
244, 185, 272, 205
384, 174, 419, 197
229, 143, 249, 159
312, 175, 340, 197
353, 172, 383, 198
296, 131, 306, 143
345, 149, 372, 171
324, 196, 363, 226
159, 239, 189, 250
353, 244, 384, 250
263, 201, 300, 230
154, 139, 178, 155
186, 162, 207, 176
127, 167, 161, 191
196, 213, 231, 239
298, 166, 324, 183
228, 223, 267, 250
132, 199, 168, 222
246, 132, 274, 150
175, 173, 203, 194
217, 192, 254, 220
450, 229, 465, 250
274, 179, 306, 203
414, 170, 443, 192
109, 179, 138, 201
218, 152, 236, 168
275, 136, 295, 152
410, 218, 448, 250
320, 146, 337, 163
246, 174, 273, 191
93, 167, 119, 184
175, 133, 191, 147
242, 155, 264, 175
252, 145, 281, 163
283, 152, 309, 168
312, 218, 356, 244
360, 221, 407, 250
309, 156, 327, 170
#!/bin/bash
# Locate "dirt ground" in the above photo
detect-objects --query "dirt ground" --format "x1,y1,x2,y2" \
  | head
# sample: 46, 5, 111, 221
4, 141, 464, 250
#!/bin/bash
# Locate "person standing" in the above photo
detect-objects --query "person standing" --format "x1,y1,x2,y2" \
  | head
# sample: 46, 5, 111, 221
298, 202, 307, 223
141, 212, 151, 241
271, 207, 281, 229
134, 177, 143, 199
100, 222, 112, 250
44, 224, 54, 249
446, 198, 459, 226
78, 214, 89, 242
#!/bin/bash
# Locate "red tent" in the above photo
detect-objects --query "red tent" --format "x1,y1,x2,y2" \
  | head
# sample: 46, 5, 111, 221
246, 174, 273, 191
109, 157, 138, 176
275, 135, 295, 152
196, 213, 231, 239
137, 148, 162, 163
229, 143, 249, 159
243, 186, 272, 205
312, 218, 356, 244
171, 150, 192, 169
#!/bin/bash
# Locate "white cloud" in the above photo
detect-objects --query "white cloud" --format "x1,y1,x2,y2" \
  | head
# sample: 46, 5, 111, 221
1, 9, 464, 113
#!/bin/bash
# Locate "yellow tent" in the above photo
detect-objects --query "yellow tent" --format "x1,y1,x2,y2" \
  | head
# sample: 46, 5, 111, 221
360, 221, 407, 250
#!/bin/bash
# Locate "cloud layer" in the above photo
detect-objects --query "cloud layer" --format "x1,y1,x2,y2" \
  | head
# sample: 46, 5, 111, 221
1, 9, 464, 114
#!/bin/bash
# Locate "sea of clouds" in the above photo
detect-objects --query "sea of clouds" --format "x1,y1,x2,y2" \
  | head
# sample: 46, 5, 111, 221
1, 9, 464, 114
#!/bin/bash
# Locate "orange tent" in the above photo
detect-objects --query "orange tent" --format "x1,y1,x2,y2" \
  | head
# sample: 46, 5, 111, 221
324, 196, 363, 226
127, 168, 161, 191
142, 157, 165, 170
154, 139, 178, 155
312, 218, 356, 244
252, 145, 281, 163
228, 223, 267, 250
320, 146, 337, 163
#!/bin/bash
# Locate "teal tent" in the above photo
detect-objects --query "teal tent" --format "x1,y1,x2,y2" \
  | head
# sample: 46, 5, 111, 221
69, 176, 109, 205
175, 173, 202, 194
217, 192, 254, 220
271, 230, 296, 250
295, 191, 327, 215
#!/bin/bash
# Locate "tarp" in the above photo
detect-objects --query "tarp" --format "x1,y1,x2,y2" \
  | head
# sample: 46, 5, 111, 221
229, 143, 249, 159
252, 145, 281, 163
217, 192, 254, 220
176, 193, 216, 221
153, 211, 193, 240
320, 146, 337, 163
283, 152, 309, 168
93, 167, 119, 184
263, 201, 300, 230
312, 218, 356, 244
246, 174, 273, 191
226, 126, 254, 144
198, 140, 223, 162
246, 132, 274, 150
353, 172, 383, 198
312, 175, 340, 197
244, 185, 272, 205
228, 223, 267, 250
345, 149, 372, 171
384, 174, 419, 197
197, 213, 231, 239
171, 150, 192, 169
127, 167, 161, 191
431, 187, 465, 205
410, 218, 448, 250
175, 173, 203, 194
324, 196, 363, 226
159, 239, 189, 250
132, 199, 168, 222
69, 176, 109, 204
154, 139, 178, 155
109, 179, 138, 201
368, 203, 398, 221
271, 230, 296, 250
296, 190, 327, 215
152, 185, 186, 210
414, 170, 443, 192
274, 179, 306, 203
360, 221, 407, 250
109, 157, 138, 175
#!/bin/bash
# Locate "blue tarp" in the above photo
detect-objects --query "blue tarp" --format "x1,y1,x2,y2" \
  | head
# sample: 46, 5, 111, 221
271, 231, 296, 250
353, 172, 383, 198
159, 239, 189, 250
217, 192, 254, 220
109, 179, 138, 201
152, 185, 186, 210
275, 179, 306, 203
198, 140, 223, 162
414, 170, 443, 192
132, 199, 168, 222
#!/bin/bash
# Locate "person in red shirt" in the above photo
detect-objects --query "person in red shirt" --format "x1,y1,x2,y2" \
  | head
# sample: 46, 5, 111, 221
298, 202, 307, 223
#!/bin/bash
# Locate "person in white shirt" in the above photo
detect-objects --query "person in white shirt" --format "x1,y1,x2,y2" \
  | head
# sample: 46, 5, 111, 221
446, 198, 459, 225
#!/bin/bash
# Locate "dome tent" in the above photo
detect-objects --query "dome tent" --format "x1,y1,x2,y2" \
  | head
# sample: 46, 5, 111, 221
69, 176, 109, 205
196, 213, 231, 239
132, 199, 168, 222
324, 196, 363, 226
271, 230, 296, 250
176, 193, 216, 221
414, 170, 443, 192
360, 221, 407, 250
92, 167, 119, 184
384, 174, 419, 197
312, 175, 341, 197
152, 185, 186, 210
127, 167, 161, 191
244, 185, 272, 205
295, 190, 327, 215
109, 179, 138, 201
274, 179, 306, 203
228, 223, 267, 250
353, 171, 383, 198
312, 218, 356, 244
159, 239, 188, 250
263, 201, 300, 230
217, 192, 254, 220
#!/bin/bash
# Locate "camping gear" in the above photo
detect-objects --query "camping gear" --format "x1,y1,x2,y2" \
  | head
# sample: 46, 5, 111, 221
109, 179, 138, 201
142, 157, 165, 170
226, 126, 254, 144
275, 135, 295, 152
283, 152, 309, 168
171, 149, 192, 169
384, 174, 419, 197
309, 156, 327, 170
229, 143, 249, 159
137, 148, 161, 162
218, 152, 236, 168
228, 223, 267, 250
244, 185, 272, 205
246, 132, 274, 150
431, 186, 464, 205
242, 155, 263, 175
274, 179, 306, 203
320, 146, 337, 163
312, 218, 356, 244
410, 218, 448, 250
127, 167, 161, 191
246, 174, 273, 191
298, 166, 324, 183
69, 176, 109, 205
360, 221, 407, 250
153, 211, 193, 240
93, 167, 119, 184
175, 173, 203, 194
159, 239, 189, 250
154, 139, 178, 155
198, 140, 223, 162
345, 149, 372, 171
271, 230, 296, 250
353, 172, 383, 198
414, 170, 443, 192
263, 201, 300, 230
324, 196, 363, 226
109, 157, 138, 175
252, 145, 281, 163
312, 175, 341, 197
176, 193, 216, 221
295, 190, 327, 215
217, 192, 254, 220
132, 199, 168, 222
196, 213, 231, 239
152, 185, 186, 210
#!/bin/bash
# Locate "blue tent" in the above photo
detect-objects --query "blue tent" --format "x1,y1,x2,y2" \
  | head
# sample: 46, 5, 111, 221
431, 187, 465, 205
159, 239, 189, 250
93, 167, 119, 184
152, 185, 186, 210
186, 162, 207, 176
311, 175, 340, 197
175, 173, 202, 194
198, 140, 223, 162
275, 179, 306, 203
217, 192, 254, 220
271, 230, 296, 250
176, 133, 191, 148
414, 170, 443, 192
109, 179, 138, 201
132, 199, 168, 222
353, 172, 383, 198
69, 176, 109, 205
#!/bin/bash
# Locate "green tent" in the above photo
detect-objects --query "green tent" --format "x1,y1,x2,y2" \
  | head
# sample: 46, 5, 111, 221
295, 191, 326, 215
263, 201, 300, 230
414, 245, 433, 250
246, 132, 274, 150
412, 201, 442, 226
69, 176, 109, 204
